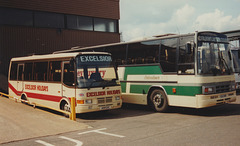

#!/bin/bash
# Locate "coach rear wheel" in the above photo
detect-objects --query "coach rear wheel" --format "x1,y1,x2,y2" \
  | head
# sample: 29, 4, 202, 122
150, 89, 169, 112
21, 95, 28, 104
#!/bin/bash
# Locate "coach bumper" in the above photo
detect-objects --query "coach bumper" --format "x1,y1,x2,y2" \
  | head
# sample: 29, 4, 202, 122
196, 91, 236, 108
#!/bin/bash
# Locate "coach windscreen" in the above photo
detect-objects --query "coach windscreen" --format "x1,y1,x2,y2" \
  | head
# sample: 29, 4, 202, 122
76, 54, 119, 89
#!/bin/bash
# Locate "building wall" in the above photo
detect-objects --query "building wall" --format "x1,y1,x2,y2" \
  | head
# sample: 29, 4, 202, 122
0, 26, 120, 56
0, 0, 120, 93
0, 0, 120, 19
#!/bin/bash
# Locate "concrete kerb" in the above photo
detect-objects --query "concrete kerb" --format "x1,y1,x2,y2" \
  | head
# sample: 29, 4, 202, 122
0, 94, 90, 144
0, 92, 76, 121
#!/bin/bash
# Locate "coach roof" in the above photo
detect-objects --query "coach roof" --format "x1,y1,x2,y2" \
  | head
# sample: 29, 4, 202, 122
11, 52, 111, 62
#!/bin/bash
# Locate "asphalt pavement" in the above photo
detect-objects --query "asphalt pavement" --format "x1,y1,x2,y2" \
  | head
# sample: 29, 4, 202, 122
1, 94, 240, 145
0, 96, 89, 144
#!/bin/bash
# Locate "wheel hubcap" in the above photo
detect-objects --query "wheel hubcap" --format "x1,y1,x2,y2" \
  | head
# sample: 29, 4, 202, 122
153, 94, 162, 106
64, 104, 70, 112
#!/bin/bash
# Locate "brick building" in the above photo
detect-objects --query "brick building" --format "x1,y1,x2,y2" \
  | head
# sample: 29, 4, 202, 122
0, 0, 120, 92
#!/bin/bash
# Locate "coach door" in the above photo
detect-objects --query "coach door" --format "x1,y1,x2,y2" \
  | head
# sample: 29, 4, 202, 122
62, 61, 75, 98
17, 64, 24, 92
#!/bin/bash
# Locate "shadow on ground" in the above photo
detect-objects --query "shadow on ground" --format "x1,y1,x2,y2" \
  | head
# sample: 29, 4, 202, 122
76, 102, 240, 120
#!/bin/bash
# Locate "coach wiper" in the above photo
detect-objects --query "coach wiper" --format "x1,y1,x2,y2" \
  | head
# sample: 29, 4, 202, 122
101, 79, 117, 89
219, 52, 231, 74
87, 80, 100, 90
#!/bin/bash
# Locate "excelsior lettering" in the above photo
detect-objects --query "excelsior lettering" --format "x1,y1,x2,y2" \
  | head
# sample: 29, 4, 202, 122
25, 84, 36, 90
86, 91, 106, 97
80, 56, 112, 62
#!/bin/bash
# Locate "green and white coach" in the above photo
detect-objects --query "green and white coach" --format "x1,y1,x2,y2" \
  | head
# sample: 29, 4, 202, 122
56, 31, 237, 112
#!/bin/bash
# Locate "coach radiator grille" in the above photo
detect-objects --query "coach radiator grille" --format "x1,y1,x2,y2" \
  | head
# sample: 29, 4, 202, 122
216, 84, 230, 93
97, 97, 113, 104
106, 97, 112, 103
97, 98, 105, 104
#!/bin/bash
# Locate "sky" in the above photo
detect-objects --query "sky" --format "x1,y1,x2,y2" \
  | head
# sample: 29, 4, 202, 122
119, 0, 240, 42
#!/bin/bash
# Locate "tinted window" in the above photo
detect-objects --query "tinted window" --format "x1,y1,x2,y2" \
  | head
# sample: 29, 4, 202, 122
127, 41, 160, 65
232, 50, 240, 73
0, 7, 119, 33
24, 62, 33, 81
105, 45, 127, 65
18, 65, 24, 81
10, 63, 18, 80
94, 18, 117, 32
35, 11, 64, 28
33, 62, 48, 81
0, 7, 33, 26
66, 15, 78, 29
63, 62, 75, 86
67, 15, 93, 31
160, 38, 177, 72
178, 36, 195, 74
48, 61, 62, 82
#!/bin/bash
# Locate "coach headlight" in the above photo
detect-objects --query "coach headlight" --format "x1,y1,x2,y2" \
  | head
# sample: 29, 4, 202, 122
203, 86, 215, 94
85, 99, 92, 104
115, 96, 121, 100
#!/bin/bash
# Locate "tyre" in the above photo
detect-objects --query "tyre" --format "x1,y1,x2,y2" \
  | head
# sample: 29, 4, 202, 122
61, 101, 70, 117
150, 89, 169, 112
21, 95, 28, 104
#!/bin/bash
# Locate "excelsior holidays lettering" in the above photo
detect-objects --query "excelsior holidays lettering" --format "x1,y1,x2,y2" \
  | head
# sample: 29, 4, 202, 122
25, 84, 48, 92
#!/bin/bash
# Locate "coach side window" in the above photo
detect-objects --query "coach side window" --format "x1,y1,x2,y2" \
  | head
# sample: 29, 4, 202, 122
33, 62, 48, 81
105, 45, 127, 65
10, 63, 18, 80
178, 36, 195, 74
63, 62, 75, 86
126, 41, 160, 65
140, 40, 160, 64
127, 42, 146, 64
160, 38, 177, 72
17, 64, 24, 81
24, 62, 33, 81
48, 61, 61, 82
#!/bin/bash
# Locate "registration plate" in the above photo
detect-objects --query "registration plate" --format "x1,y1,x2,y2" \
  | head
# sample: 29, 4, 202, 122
220, 94, 226, 98
100, 106, 111, 110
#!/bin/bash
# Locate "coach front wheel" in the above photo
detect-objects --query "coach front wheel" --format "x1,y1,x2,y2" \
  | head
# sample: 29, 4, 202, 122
150, 89, 169, 112
60, 101, 70, 117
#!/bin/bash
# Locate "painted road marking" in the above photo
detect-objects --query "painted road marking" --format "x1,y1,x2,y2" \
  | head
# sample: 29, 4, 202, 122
36, 128, 123, 145
59, 136, 83, 146
78, 128, 125, 138
36, 136, 83, 146
35, 140, 54, 146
